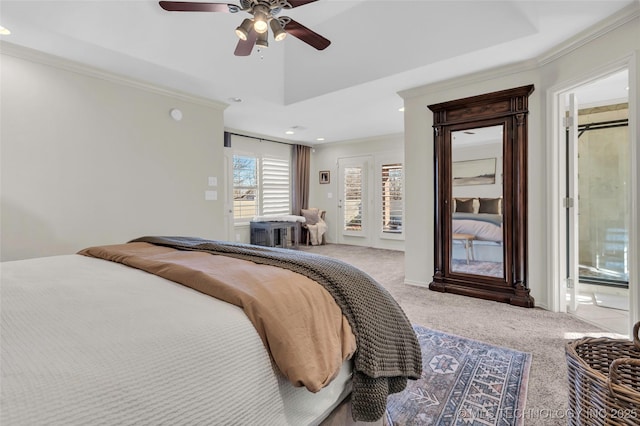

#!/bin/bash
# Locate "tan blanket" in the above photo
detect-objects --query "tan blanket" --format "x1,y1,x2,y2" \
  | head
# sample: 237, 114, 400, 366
79, 242, 356, 393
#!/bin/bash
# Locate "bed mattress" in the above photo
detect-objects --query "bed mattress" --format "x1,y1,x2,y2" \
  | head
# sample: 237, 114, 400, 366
1, 255, 352, 425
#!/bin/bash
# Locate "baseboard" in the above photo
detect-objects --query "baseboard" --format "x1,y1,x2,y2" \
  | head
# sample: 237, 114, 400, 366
404, 279, 429, 288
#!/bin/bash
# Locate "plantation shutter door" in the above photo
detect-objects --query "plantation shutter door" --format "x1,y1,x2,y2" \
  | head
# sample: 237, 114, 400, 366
233, 155, 258, 222
344, 166, 363, 232
382, 163, 403, 233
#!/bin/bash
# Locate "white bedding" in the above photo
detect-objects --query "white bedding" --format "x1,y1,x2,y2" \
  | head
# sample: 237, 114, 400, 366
0, 255, 351, 425
452, 219, 503, 242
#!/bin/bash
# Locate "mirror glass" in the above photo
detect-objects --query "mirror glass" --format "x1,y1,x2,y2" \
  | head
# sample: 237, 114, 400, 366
450, 125, 504, 278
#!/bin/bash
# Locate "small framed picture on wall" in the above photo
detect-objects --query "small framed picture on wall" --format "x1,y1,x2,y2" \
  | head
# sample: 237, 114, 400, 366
319, 170, 330, 184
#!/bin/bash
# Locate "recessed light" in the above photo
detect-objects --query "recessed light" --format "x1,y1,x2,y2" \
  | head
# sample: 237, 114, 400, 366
228, 97, 242, 103
316, 137, 325, 141
626, 86, 629, 91
0, 26, 11, 36
398, 107, 405, 112
285, 130, 295, 135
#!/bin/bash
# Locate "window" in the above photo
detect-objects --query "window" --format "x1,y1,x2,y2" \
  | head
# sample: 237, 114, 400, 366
232, 154, 290, 222
381, 163, 403, 233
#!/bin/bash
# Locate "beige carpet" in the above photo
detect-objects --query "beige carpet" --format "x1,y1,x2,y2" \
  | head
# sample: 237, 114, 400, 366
300, 244, 614, 426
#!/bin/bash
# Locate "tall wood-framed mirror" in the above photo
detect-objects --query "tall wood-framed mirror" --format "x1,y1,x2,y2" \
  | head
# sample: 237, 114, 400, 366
428, 85, 535, 307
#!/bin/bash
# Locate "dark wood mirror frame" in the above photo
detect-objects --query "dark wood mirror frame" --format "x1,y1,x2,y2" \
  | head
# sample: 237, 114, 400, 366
428, 85, 535, 308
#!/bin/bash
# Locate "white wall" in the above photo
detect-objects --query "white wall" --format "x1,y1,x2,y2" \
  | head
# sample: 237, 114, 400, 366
539, 13, 639, 323
452, 141, 503, 200
1, 44, 228, 261
309, 134, 404, 251
400, 12, 639, 310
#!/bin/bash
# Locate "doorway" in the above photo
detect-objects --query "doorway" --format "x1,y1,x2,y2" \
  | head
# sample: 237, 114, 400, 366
559, 69, 631, 335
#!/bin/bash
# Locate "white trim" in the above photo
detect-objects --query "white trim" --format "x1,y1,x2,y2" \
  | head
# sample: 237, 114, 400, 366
545, 85, 564, 313
404, 279, 429, 288
537, 3, 640, 67
627, 51, 639, 331
399, 3, 639, 102
316, 132, 404, 148
0, 41, 228, 111
546, 54, 637, 333
398, 59, 537, 101
535, 301, 550, 311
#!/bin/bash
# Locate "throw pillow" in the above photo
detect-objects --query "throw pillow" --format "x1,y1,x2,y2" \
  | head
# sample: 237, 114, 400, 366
478, 197, 501, 214
455, 198, 475, 213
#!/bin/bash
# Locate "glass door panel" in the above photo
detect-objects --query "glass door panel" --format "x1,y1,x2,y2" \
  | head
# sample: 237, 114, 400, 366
578, 105, 630, 286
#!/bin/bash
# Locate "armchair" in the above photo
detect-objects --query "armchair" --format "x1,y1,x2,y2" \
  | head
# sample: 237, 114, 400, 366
301, 208, 327, 246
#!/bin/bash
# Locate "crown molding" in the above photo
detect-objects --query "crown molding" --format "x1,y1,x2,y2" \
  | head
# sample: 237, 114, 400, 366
316, 132, 404, 148
398, 59, 539, 101
399, 2, 639, 101
537, 1, 640, 66
0, 41, 228, 111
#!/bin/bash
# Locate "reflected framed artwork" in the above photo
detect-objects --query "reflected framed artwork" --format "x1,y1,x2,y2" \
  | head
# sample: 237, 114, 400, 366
452, 158, 496, 186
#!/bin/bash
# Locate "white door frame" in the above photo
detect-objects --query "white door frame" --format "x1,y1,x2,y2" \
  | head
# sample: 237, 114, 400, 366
546, 54, 638, 333
565, 93, 580, 313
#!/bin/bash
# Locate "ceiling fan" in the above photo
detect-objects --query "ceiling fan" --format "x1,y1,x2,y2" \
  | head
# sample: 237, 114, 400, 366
159, 0, 331, 56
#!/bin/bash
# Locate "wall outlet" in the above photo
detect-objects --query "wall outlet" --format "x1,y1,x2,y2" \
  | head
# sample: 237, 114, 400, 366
205, 190, 217, 201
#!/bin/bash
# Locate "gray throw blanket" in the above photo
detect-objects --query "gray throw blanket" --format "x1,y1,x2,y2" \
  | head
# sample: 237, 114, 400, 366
131, 236, 422, 422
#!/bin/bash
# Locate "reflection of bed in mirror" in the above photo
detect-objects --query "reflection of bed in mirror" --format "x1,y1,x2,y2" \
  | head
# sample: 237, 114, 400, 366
452, 197, 503, 262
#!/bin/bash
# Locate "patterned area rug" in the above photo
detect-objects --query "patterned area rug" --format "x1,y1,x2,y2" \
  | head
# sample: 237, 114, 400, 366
451, 259, 504, 278
386, 325, 531, 426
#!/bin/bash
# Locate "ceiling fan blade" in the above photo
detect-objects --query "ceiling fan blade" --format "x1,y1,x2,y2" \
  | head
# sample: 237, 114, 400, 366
282, 18, 330, 50
234, 29, 257, 56
283, 0, 319, 8
159, 1, 237, 13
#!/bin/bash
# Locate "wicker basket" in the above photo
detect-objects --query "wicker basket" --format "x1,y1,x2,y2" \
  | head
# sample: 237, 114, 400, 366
566, 322, 640, 425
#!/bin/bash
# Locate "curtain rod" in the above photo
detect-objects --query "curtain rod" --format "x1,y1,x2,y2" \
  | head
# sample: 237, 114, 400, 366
225, 131, 297, 147
577, 118, 628, 138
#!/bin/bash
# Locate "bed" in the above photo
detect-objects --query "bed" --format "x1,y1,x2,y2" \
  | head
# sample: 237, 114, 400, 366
452, 212, 503, 243
1, 236, 421, 425
452, 197, 503, 263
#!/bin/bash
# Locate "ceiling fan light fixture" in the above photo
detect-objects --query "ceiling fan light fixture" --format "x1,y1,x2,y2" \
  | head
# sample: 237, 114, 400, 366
235, 18, 253, 41
253, 7, 269, 34
256, 30, 269, 48
159, 1, 331, 55
270, 19, 287, 41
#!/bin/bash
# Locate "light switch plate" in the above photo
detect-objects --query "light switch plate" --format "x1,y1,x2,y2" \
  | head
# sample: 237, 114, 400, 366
208, 176, 217, 186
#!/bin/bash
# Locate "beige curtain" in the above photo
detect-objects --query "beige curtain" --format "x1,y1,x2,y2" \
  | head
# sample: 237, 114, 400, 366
292, 144, 311, 215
